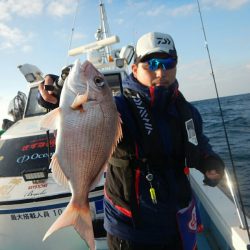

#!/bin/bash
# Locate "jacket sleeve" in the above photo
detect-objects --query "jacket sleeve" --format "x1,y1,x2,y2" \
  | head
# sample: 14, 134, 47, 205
191, 105, 225, 186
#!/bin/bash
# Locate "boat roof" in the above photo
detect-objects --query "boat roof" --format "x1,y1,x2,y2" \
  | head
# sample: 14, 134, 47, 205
1, 116, 44, 140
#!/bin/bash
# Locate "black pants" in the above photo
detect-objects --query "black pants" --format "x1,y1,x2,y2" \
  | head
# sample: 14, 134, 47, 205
107, 233, 184, 250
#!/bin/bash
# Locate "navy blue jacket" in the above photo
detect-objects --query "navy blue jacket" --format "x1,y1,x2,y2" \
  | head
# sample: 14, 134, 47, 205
104, 74, 224, 244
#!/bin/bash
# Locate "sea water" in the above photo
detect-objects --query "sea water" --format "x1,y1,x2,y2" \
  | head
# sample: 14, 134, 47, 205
192, 93, 250, 216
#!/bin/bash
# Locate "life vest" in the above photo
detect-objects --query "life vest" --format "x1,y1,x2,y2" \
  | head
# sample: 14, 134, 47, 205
104, 87, 203, 247
106, 89, 201, 220
115, 88, 201, 171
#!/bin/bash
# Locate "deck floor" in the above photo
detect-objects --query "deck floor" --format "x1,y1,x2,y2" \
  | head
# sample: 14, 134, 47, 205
94, 235, 212, 250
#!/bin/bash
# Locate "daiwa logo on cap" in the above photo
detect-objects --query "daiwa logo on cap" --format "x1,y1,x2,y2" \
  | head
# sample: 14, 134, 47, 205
156, 37, 171, 45
136, 32, 177, 60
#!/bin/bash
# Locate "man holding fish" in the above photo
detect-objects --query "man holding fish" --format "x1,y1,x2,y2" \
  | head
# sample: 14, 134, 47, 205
38, 32, 225, 250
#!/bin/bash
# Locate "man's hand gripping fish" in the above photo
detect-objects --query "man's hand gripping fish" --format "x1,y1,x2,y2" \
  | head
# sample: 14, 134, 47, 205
40, 60, 122, 250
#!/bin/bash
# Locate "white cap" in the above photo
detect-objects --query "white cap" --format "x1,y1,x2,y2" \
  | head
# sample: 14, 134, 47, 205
135, 32, 177, 61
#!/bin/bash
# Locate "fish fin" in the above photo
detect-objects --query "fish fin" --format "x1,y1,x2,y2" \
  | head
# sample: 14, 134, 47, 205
43, 201, 95, 250
74, 204, 95, 250
117, 114, 123, 142
40, 107, 61, 130
70, 93, 88, 111
110, 114, 123, 155
43, 202, 77, 241
50, 155, 69, 189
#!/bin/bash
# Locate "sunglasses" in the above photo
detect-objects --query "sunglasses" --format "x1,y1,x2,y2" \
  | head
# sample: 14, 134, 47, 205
141, 58, 177, 71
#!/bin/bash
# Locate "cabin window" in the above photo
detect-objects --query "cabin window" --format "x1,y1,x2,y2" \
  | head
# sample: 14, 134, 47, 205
25, 86, 47, 118
103, 73, 123, 94
24, 72, 124, 119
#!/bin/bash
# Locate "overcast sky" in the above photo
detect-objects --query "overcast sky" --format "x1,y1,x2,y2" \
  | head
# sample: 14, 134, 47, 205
1, 0, 250, 125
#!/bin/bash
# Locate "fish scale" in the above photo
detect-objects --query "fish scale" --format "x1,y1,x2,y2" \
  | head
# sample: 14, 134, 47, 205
40, 59, 122, 250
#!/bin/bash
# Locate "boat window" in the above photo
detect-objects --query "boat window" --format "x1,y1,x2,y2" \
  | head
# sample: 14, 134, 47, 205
25, 86, 47, 118
24, 73, 122, 118
103, 73, 122, 93
0, 134, 55, 177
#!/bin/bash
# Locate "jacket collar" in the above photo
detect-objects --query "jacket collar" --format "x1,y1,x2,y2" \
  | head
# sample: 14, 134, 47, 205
122, 73, 179, 110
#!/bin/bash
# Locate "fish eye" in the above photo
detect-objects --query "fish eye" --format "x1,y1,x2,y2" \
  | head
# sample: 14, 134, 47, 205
94, 76, 105, 87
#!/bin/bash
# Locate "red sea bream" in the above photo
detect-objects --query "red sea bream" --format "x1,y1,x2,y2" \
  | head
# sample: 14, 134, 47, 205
40, 60, 122, 250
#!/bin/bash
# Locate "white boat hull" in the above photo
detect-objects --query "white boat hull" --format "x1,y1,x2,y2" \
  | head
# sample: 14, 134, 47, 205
190, 169, 250, 250
0, 176, 107, 250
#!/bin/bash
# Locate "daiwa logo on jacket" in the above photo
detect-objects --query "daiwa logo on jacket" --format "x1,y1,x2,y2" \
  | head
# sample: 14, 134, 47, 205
132, 95, 153, 135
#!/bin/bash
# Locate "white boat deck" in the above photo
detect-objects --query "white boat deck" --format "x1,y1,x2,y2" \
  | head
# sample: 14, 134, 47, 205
190, 169, 250, 250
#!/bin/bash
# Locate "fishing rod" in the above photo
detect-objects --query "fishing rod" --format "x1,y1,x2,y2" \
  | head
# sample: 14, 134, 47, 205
196, 0, 250, 246
66, 0, 80, 65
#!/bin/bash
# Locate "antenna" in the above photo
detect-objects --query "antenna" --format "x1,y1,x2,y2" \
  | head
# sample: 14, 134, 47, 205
99, 0, 112, 61
66, 0, 80, 65
68, 1, 120, 66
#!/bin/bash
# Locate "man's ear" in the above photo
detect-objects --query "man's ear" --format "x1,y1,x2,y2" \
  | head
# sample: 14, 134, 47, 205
131, 64, 138, 78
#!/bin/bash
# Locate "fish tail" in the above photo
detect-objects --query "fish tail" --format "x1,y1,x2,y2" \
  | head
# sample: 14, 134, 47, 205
43, 202, 77, 241
43, 202, 95, 250
74, 204, 95, 250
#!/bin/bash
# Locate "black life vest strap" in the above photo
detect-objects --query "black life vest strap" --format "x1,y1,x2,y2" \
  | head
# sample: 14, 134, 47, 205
123, 89, 167, 167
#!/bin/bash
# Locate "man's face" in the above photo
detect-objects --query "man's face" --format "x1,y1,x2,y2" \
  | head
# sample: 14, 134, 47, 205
132, 52, 177, 88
